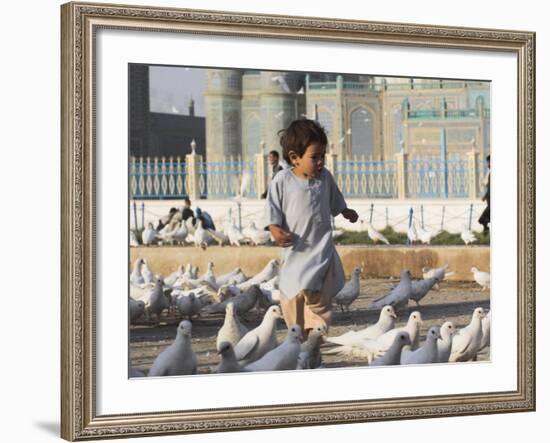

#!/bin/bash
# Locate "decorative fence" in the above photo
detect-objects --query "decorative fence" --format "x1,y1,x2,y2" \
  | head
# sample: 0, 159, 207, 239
130, 152, 488, 200
334, 158, 398, 198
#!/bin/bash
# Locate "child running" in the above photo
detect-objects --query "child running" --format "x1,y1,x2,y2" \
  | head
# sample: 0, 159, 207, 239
264, 119, 358, 337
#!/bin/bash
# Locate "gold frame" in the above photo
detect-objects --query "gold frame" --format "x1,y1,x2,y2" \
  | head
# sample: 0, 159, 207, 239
61, 2, 536, 440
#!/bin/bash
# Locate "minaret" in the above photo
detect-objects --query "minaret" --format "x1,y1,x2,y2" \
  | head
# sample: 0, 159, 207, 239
204, 70, 243, 161
258, 71, 303, 153
188, 97, 195, 117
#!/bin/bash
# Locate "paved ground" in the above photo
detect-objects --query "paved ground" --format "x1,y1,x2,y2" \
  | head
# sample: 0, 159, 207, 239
129, 278, 490, 375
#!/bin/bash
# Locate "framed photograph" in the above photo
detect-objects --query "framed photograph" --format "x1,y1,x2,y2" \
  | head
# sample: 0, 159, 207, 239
61, 1, 535, 440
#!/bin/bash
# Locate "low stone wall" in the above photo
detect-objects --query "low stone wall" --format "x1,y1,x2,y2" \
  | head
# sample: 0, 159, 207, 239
130, 245, 489, 281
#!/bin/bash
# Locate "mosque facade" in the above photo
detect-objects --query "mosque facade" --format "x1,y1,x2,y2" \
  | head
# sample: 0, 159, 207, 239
204, 70, 490, 161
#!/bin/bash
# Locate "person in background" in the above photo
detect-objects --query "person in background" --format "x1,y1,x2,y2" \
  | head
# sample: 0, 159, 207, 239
261, 150, 284, 199
181, 197, 195, 223
478, 155, 490, 234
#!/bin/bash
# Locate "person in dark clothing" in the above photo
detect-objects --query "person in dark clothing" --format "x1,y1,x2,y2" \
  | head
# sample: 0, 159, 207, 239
195, 207, 216, 230
478, 155, 490, 233
181, 197, 195, 222
261, 150, 284, 199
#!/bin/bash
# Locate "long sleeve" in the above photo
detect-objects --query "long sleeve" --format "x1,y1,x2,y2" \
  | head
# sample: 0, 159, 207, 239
264, 178, 285, 230
326, 170, 347, 216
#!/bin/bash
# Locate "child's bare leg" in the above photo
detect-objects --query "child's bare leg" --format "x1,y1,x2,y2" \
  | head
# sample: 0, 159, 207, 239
279, 292, 306, 332
303, 289, 333, 336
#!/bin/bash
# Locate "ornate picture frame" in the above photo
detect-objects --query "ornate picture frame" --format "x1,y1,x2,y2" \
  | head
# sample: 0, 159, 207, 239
61, 1, 535, 440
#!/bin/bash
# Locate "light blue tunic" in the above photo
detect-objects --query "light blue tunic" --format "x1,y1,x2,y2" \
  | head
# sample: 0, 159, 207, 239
264, 167, 347, 299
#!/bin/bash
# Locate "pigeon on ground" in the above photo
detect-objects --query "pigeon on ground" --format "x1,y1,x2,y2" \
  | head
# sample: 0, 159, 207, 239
325, 305, 397, 346
409, 277, 438, 306
205, 228, 229, 246
141, 258, 155, 284
147, 277, 171, 321
407, 221, 418, 244
129, 299, 145, 323
334, 267, 362, 312
216, 267, 244, 286
244, 259, 279, 286
437, 321, 456, 363
212, 342, 248, 374
370, 332, 411, 366
479, 310, 491, 352
171, 221, 189, 245
471, 267, 490, 290
365, 222, 390, 245
193, 219, 211, 249
401, 326, 441, 365
148, 320, 197, 376
422, 264, 454, 282
296, 325, 326, 369
242, 222, 271, 246
449, 307, 486, 362
461, 226, 476, 245
234, 305, 283, 365
325, 311, 422, 362
165, 264, 185, 287
245, 324, 302, 372
216, 302, 249, 349
141, 223, 158, 246
224, 221, 246, 247
175, 293, 204, 319
369, 270, 413, 310
130, 258, 145, 286
418, 227, 441, 245
206, 284, 261, 315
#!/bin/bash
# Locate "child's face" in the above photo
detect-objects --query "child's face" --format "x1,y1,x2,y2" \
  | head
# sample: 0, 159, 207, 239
292, 143, 326, 179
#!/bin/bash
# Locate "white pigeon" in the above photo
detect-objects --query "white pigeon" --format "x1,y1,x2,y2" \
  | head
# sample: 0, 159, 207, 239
461, 226, 477, 245
400, 326, 441, 365
157, 219, 179, 244
242, 222, 271, 246
141, 222, 158, 246
326, 311, 422, 362
407, 221, 418, 244
148, 320, 197, 376
223, 221, 246, 247
365, 222, 390, 245
437, 321, 456, 363
193, 218, 211, 249
171, 221, 189, 245
216, 302, 249, 349
216, 267, 244, 286
471, 267, 490, 290
370, 331, 411, 367
479, 310, 491, 352
206, 228, 229, 246
140, 258, 155, 284
418, 227, 441, 245
334, 267, 362, 312
449, 307, 486, 362
422, 264, 454, 281
241, 259, 279, 288
245, 325, 302, 372
165, 264, 185, 287
130, 230, 139, 247
360, 311, 423, 362
234, 305, 283, 365
325, 305, 397, 346
213, 342, 248, 374
200, 262, 218, 289
129, 299, 145, 323
271, 75, 291, 93
130, 258, 145, 286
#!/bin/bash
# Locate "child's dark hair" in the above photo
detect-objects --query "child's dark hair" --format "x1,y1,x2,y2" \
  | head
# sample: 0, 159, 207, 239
269, 150, 280, 158
278, 119, 328, 164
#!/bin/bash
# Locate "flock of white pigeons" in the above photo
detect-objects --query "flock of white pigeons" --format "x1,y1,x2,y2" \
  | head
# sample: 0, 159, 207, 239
129, 256, 491, 377
130, 206, 483, 248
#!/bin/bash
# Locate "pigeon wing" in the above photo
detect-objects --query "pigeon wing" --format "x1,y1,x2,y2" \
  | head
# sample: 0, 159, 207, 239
234, 333, 259, 361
